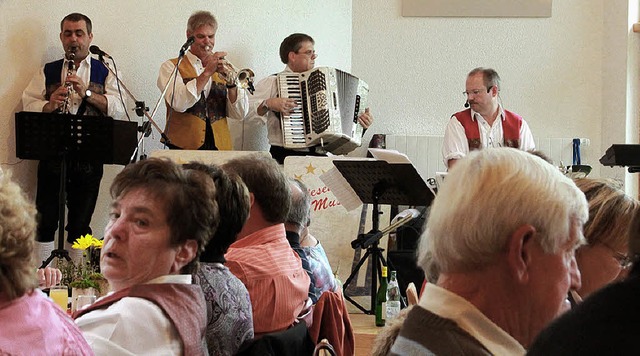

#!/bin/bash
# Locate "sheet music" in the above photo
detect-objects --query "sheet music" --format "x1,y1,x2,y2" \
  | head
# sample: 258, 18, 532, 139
319, 165, 366, 212
368, 148, 412, 164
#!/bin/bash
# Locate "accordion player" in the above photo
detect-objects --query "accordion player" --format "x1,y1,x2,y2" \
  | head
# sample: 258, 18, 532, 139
277, 66, 369, 155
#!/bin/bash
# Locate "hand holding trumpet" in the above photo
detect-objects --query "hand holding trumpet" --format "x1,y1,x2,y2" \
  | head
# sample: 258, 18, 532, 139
201, 50, 228, 77
196, 48, 255, 94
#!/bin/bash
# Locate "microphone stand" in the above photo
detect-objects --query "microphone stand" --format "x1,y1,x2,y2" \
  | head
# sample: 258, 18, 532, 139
148, 49, 189, 150
96, 56, 169, 163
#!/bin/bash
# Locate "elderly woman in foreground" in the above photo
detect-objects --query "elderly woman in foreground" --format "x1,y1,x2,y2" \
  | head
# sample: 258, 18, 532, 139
73, 158, 219, 355
0, 173, 91, 355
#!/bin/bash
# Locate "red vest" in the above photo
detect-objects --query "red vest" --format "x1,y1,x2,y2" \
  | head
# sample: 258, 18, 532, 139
73, 283, 206, 356
453, 108, 522, 150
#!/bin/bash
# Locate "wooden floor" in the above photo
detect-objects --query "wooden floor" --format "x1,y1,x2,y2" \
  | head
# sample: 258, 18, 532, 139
350, 313, 382, 356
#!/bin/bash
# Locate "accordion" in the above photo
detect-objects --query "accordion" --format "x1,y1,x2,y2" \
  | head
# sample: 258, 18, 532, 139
277, 67, 369, 155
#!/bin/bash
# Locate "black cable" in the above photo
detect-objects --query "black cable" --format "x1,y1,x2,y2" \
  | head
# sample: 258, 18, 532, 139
108, 57, 131, 121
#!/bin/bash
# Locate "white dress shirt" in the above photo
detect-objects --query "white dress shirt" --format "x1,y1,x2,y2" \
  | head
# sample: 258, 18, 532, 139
419, 283, 526, 355
157, 50, 247, 120
246, 65, 296, 148
75, 275, 192, 356
22, 56, 125, 119
442, 105, 535, 167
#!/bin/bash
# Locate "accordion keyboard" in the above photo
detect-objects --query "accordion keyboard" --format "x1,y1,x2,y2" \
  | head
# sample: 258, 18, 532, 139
277, 73, 307, 148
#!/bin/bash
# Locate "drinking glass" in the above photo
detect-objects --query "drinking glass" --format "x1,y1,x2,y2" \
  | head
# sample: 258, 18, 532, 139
74, 295, 97, 312
49, 285, 69, 312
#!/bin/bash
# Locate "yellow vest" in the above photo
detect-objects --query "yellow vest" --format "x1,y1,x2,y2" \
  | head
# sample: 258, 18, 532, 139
163, 57, 232, 150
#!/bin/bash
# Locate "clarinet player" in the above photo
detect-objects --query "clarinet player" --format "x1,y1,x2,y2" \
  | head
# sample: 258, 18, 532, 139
22, 13, 125, 264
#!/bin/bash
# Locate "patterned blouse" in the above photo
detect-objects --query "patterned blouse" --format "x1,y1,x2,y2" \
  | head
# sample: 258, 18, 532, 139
195, 262, 254, 356
301, 242, 339, 295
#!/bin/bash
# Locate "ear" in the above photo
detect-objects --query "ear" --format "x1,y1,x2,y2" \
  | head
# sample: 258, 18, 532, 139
249, 192, 255, 207
88, 32, 94, 43
186, 30, 193, 39
172, 239, 198, 273
491, 85, 499, 97
505, 224, 537, 284
287, 51, 296, 63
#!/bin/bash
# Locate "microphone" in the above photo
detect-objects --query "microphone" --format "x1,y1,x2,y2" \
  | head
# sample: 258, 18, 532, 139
89, 45, 112, 59
351, 209, 421, 249
464, 101, 469, 108
179, 36, 195, 55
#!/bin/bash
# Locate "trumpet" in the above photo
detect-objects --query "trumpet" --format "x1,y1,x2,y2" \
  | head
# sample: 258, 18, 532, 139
218, 56, 255, 95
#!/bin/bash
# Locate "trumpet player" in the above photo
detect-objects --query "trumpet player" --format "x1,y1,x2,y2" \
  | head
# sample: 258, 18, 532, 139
157, 10, 248, 151
248, 33, 374, 164
21, 13, 126, 265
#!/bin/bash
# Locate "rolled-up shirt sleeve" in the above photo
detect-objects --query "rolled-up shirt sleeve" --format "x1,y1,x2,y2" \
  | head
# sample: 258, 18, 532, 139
157, 59, 201, 113
246, 75, 278, 125
441, 115, 469, 167
22, 69, 48, 112
519, 119, 536, 151
227, 87, 249, 121
104, 67, 126, 119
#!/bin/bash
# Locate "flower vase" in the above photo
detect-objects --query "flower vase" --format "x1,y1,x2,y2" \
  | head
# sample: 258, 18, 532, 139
71, 287, 98, 313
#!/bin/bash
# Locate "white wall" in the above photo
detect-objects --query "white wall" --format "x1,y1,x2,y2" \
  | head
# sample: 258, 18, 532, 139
0, 0, 352, 238
353, 0, 640, 190
2, 0, 640, 239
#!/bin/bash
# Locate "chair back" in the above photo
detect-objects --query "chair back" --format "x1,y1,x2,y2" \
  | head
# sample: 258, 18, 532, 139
236, 321, 315, 356
308, 291, 355, 356
314, 339, 337, 356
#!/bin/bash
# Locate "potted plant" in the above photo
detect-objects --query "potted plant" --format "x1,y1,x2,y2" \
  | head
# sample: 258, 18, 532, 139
59, 234, 108, 310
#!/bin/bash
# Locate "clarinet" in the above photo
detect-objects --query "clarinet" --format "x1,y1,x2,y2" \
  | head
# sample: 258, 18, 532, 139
60, 51, 76, 114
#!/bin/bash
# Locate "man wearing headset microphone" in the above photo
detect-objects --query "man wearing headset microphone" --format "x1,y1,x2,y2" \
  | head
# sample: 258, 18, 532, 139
441, 67, 535, 169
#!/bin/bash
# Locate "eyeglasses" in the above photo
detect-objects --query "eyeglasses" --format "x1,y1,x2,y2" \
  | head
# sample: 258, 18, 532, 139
296, 50, 316, 57
463, 86, 493, 97
600, 242, 632, 269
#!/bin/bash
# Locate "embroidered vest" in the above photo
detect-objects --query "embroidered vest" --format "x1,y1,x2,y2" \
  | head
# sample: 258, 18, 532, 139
44, 58, 108, 117
163, 57, 232, 150
73, 283, 207, 356
453, 108, 522, 150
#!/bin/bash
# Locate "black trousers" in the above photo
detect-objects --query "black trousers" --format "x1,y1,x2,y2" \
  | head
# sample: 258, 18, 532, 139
35, 159, 103, 244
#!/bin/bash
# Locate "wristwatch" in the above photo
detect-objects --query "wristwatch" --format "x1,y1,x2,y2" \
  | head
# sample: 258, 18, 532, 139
83, 89, 92, 100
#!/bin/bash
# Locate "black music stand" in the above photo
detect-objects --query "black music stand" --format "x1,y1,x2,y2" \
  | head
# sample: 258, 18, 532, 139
600, 144, 640, 172
15, 111, 137, 268
333, 159, 433, 314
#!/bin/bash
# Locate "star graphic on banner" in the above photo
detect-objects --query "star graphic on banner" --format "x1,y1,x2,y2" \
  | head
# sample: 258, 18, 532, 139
306, 163, 316, 174
294, 174, 303, 180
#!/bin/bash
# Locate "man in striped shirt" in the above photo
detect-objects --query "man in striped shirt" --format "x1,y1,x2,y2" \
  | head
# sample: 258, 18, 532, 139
223, 154, 310, 336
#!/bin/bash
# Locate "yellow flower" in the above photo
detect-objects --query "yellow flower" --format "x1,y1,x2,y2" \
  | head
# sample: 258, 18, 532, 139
91, 238, 103, 248
72, 234, 95, 250
71, 234, 103, 250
